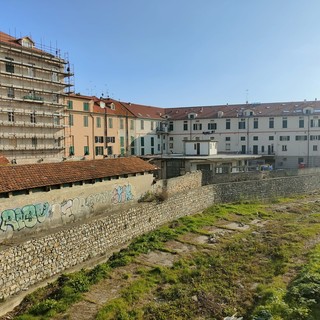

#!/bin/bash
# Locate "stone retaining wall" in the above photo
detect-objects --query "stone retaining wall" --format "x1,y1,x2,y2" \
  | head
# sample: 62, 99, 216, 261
1, 172, 320, 301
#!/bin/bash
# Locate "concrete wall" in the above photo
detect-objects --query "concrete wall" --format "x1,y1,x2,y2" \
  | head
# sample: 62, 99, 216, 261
1, 171, 320, 301
0, 173, 154, 242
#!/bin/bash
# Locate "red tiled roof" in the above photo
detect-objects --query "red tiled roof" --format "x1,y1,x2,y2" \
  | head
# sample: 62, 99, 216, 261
93, 98, 136, 117
0, 157, 157, 194
0, 156, 9, 165
164, 100, 320, 119
0, 31, 52, 56
121, 101, 165, 119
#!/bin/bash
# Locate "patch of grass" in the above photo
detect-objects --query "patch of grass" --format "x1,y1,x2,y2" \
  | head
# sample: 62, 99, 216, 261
11, 195, 320, 319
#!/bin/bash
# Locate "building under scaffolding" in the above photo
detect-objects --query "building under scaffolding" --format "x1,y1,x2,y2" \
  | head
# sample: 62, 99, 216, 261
0, 31, 74, 164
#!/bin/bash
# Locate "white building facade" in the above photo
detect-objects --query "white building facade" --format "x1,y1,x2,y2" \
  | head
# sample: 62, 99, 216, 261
162, 101, 320, 169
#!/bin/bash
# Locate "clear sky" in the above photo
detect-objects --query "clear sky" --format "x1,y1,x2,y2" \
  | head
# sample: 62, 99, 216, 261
2, 0, 320, 107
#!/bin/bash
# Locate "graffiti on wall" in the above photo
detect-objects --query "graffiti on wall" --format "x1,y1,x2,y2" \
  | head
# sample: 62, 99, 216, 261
0, 183, 135, 233
112, 184, 133, 204
0, 202, 50, 231
86, 192, 110, 209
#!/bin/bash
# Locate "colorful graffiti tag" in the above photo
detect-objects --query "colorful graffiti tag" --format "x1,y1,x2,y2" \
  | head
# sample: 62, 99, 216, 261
0, 183, 135, 233
112, 184, 134, 204
0, 202, 50, 231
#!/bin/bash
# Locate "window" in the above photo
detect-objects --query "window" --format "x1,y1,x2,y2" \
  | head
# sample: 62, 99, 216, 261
5, 57, 14, 73
69, 114, 74, 126
253, 145, 258, 154
269, 136, 274, 140
151, 121, 154, 130
8, 111, 14, 122
282, 117, 287, 128
183, 121, 188, 131
193, 123, 202, 130
107, 137, 115, 143
310, 135, 320, 140
54, 114, 60, 125
130, 136, 135, 146
240, 136, 246, 141
169, 143, 174, 149
225, 137, 231, 141
69, 146, 74, 156
84, 146, 89, 155
226, 119, 231, 129
226, 143, 231, 151
141, 148, 145, 155
83, 102, 89, 111
109, 118, 113, 128
208, 123, 217, 130
7, 87, 14, 98
96, 117, 101, 128
140, 120, 144, 130
120, 136, 125, 147
130, 120, 134, 130
313, 145, 318, 151
55, 137, 61, 148
30, 112, 36, 124
83, 115, 89, 127
95, 146, 104, 156
253, 136, 258, 141
238, 119, 246, 129
282, 145, 287, 151
52, 71, 58, 82
52, 94, 59, 103
269, 117, 274, 128
28, 65, 35, 77
67, 100, 73, 109
299, 117, 304, 128
261, 146, 265, 153
120, 118, 124, 129
295, 135, 308, 141
141, 137, 144, 147
151, 137, 154, 146
253, 118, 258, 129
280, 136, 290, 141
95, 136, 104, 143
31, 137, 37, 147
169, 121, 174, 131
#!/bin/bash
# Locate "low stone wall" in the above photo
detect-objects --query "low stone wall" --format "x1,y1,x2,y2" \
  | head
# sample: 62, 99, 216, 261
0, 184, 216, 300
1, 171, 320, 302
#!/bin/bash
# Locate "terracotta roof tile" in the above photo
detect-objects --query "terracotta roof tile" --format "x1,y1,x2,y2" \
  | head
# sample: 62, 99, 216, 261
164, 100, 320, 119
0, 157, 157, 194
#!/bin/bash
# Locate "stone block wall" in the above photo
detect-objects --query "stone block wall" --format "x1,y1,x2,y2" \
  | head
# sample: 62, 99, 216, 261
1, 172, 320, 301
0, 184, 216, 300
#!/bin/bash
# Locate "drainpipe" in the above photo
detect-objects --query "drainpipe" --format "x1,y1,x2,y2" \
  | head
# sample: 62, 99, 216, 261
90, 113, 95, 160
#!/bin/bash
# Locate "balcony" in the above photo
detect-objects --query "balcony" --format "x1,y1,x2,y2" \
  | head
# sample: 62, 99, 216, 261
23, 94, 44, 101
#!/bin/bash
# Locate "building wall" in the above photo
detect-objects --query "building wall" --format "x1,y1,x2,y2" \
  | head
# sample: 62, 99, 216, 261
0, 173, 155, 242
0, 37, 71, 163
166, 112, 320, 169
1, 171, 320, 301
132, 118, 162, 156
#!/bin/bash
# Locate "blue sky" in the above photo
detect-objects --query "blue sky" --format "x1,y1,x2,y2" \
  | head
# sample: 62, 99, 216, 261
2, 1, 320, 107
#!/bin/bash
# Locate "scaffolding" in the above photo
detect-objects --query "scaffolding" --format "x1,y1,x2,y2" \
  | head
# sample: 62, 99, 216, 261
0, 31, 74, 163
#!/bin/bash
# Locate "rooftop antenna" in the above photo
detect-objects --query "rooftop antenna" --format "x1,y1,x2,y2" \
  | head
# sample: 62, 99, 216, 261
246, 89, 249, 104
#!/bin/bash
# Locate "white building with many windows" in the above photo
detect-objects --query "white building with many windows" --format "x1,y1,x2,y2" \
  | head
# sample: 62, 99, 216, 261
161, 100, 320, 169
